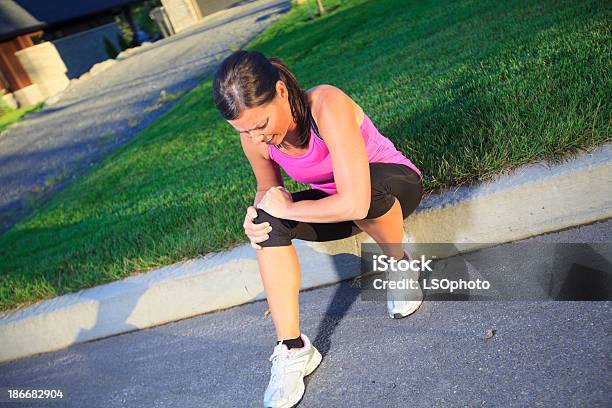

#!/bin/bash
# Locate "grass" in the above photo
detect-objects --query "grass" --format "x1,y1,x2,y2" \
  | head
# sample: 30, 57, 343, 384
0, 102, 43, 134
0, 0, 610, 311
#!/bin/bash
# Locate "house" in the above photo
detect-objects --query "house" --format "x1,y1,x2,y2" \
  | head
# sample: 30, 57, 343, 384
0, 0, 146, 108
0, 1, 44, 108
160, 0, 243, 33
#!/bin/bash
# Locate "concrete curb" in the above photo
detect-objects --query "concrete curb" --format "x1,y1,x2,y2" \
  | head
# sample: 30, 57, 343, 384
1, 143, 611, 363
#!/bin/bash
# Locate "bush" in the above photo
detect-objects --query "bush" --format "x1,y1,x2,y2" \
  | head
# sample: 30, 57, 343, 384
115, 0, 162, 44
103, 36, 119, 59
117, 33, 130, 51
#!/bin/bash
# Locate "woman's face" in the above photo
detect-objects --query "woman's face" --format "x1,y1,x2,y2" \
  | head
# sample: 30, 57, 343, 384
228, 80, 296, 147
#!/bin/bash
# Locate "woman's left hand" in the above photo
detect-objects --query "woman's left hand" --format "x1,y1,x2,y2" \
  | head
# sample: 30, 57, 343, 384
256, 186, 293, 219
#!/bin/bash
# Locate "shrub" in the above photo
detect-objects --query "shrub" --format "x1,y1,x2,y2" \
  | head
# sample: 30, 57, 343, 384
117, 33, 130, 51
103, 36, 119, 59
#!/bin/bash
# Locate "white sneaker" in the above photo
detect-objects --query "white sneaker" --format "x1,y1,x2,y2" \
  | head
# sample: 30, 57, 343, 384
386, 251, 423, 319
263, 333, 322, 408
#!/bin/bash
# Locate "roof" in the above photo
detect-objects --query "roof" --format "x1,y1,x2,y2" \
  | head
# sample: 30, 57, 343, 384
0, 1, 44, 41
1, 0, 143, 41
16, 0, 142, 26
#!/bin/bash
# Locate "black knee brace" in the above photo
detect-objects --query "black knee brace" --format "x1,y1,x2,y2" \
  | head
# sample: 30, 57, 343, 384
252, 208, 295, 247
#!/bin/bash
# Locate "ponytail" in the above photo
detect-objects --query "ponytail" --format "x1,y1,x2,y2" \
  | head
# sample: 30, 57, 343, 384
268, 57, 310, 149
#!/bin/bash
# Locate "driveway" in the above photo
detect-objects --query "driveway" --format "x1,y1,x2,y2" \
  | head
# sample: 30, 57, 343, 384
0, 0, 291, 235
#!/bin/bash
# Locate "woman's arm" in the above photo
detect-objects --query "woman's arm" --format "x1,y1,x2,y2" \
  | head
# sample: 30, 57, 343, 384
284, 193, 363, 222
253, 190, 266, 207
282, 86, 371, 223
238, 131, 285, 209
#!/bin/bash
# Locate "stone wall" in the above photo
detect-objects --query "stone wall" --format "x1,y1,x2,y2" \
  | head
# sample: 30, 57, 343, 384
162, 0, 243, 33
14, 42, 69, 99
160, 0, 200, 33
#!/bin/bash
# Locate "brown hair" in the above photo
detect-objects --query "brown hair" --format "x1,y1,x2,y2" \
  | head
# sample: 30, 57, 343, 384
212, 50, 311, 149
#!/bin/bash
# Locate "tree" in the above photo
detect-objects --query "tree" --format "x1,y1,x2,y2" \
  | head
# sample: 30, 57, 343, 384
315, 0, 326, 16
299, 0, 324, 19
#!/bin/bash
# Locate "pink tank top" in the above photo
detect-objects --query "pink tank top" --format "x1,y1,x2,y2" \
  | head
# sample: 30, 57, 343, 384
268, 110, 422, 195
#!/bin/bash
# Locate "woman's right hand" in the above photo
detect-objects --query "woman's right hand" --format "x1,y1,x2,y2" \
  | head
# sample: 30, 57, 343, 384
243, 206, 272, 250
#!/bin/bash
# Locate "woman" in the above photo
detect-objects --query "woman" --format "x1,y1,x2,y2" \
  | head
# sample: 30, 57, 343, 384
213, 50, 424, 408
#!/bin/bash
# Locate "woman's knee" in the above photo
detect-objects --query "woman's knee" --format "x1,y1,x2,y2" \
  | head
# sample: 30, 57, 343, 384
252, 208, 293, 247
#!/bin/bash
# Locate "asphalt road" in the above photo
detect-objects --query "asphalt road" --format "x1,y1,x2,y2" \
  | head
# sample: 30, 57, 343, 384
0, 0, 292, 235
0, 218, 610, 407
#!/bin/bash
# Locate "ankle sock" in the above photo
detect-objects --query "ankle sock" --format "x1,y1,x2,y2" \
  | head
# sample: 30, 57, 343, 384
277, 334, 304, 349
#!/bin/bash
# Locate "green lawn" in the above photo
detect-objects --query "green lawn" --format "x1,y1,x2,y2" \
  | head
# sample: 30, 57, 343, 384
0, 102, 43, 134
0, 0, 609, 311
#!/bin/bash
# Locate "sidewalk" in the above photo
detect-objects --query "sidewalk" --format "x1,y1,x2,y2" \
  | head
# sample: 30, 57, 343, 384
1, 142, 610, 363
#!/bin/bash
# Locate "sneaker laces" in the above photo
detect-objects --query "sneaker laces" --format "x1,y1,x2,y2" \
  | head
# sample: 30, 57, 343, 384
386, 251, 422, 301
268, 344, 294, 393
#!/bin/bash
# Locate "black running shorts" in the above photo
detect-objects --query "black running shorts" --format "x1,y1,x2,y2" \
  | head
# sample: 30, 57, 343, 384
253, 162, 423, 247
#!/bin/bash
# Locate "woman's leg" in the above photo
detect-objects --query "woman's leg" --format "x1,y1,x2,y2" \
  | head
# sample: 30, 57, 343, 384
353, 196, 405, 260
355, 163, 424, 318
353, 163, 423, 260
255, 246, 302, 341
252, 163, 423, 339
253, 189, 361, 342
